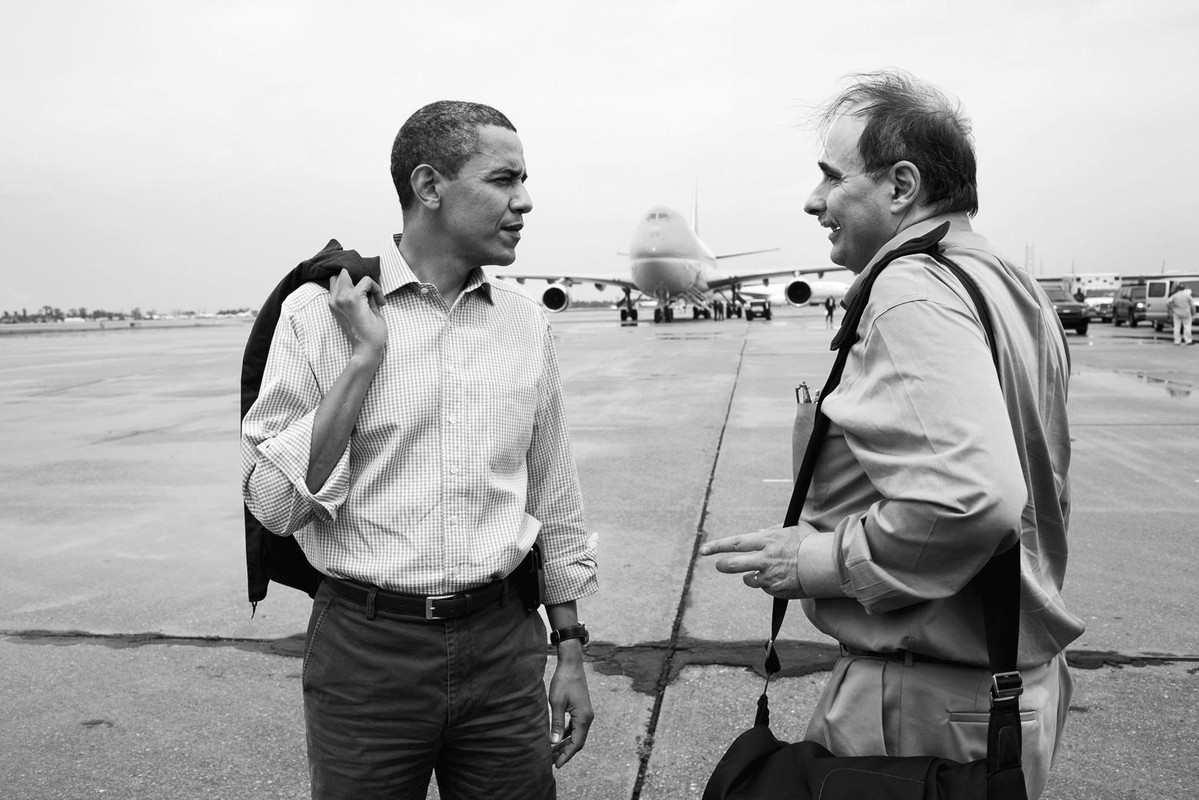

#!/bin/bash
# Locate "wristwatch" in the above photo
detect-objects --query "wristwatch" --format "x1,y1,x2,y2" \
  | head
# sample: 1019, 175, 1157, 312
550, 623, 589, 647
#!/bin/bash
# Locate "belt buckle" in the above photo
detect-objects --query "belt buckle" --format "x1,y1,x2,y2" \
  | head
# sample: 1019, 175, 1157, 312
424, 593, 457, 620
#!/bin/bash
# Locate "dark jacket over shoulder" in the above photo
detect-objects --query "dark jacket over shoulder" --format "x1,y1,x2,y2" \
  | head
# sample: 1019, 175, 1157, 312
241, 239, 380, 607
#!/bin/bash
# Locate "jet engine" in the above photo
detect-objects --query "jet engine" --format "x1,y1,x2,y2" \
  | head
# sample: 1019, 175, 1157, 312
784, 280, 813, 307
541, 285, 571, 312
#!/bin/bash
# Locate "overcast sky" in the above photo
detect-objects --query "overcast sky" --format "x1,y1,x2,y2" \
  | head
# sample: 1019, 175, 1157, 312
3, 0, 1197, 313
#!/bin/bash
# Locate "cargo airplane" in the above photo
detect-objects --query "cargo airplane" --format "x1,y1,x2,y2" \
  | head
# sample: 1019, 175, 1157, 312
495, 205, 850, 323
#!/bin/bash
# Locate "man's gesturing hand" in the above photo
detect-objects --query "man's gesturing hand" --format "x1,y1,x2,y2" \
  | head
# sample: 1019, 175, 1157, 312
699, 523, 818, 599
328, 268, 387, 355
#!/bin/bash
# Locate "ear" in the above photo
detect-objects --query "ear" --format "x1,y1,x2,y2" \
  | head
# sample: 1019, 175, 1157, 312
887, 160, 922, 213
410, 164, 442, 210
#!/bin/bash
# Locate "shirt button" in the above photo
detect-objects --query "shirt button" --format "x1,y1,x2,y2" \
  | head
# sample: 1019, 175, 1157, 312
446, 415, 456, 424
420, 287, 429, 295
450, 466, 459, 475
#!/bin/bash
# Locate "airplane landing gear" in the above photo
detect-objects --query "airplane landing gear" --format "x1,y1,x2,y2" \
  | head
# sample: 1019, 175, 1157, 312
619, 288, 638, 323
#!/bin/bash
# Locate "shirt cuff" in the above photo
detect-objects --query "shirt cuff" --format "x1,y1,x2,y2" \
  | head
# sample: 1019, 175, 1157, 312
542, 531, 599, 606
796, 531, 847, 598
256, 409, 352, 524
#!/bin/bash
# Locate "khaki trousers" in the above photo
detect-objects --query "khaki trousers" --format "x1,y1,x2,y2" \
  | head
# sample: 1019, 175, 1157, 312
803, 652, 1072, 800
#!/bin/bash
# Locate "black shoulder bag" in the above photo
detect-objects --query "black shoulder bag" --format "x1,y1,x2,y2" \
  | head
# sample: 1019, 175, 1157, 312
703, 223, 1029, 800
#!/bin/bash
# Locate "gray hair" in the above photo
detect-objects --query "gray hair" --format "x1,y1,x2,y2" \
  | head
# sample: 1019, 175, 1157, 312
818, 70, 978, 216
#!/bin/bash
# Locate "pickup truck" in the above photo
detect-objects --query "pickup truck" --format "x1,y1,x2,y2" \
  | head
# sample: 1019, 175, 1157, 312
1145, 278, 1199, 331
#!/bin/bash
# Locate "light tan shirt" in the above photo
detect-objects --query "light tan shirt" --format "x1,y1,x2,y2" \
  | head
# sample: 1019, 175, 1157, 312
1168, 287, 1193, 317
796, 214, 1085, 668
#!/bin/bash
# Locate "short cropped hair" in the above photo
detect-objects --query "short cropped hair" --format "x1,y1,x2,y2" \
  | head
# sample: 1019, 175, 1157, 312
819, 71, 978, 217
391, 101, 516, 209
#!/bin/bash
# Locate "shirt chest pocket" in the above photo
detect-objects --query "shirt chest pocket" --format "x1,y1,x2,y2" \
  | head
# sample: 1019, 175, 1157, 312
484, 382, 538, 474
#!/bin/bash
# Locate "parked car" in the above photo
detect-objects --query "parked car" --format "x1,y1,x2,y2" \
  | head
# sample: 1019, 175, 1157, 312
1042, 286, 1089, 335
744, 297, 773, 321
1112, 285, 1147, 327
1082, 288, 1114, 322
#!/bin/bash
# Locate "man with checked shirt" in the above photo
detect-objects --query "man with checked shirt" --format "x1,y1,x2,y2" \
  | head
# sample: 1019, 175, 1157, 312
242, 101, 597, 799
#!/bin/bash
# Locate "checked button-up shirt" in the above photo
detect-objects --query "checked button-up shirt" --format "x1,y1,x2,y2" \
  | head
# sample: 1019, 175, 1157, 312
242, 236, 597, 604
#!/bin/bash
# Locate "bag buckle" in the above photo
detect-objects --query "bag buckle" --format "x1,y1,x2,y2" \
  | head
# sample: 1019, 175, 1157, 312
990, 670, 1023, 704
424, 593, 458, 620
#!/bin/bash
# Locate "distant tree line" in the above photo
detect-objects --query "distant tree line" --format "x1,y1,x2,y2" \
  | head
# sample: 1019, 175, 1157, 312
2, 307, 256, 323
569, 300, 619, 308
1, 306, 137, 323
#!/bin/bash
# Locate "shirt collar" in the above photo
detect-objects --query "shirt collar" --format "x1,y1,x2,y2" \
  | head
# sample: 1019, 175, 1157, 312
379, 233, 494, 304
842, 212, 974, 308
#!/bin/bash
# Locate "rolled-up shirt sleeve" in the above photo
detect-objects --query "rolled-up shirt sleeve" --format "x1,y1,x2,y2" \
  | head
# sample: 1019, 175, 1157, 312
241, 308, 353, 536
527, 325, 598, 605
802, 295, 1026, 614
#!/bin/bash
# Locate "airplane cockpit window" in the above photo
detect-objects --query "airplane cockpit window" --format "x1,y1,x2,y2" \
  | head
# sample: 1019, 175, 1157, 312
646, 212, 671, 221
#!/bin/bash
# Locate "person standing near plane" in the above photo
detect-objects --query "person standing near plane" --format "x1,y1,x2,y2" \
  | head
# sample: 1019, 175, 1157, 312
242, 100, 597, 799
701, 71, 1083, 798
1167, 281, 1194, 345
823, 296, 836, 328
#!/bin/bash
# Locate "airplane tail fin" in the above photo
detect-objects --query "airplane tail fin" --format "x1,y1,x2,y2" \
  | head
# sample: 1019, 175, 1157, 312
691, 181, 699, 235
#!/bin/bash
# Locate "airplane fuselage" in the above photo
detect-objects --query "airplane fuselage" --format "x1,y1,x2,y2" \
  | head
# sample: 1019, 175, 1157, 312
628, 206, 717, 298
493, 202, 844, 323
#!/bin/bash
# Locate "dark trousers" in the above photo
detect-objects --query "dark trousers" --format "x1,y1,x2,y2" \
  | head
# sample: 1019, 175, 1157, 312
302, 580, 554, 800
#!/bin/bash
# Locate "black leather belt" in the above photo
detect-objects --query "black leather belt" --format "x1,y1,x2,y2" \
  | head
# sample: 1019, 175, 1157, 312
325, 575, 511, 620
839, 644, 968, 668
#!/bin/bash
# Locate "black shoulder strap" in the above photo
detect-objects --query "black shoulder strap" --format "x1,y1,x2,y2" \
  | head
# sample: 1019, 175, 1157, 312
931, 251, 1026, 790
759, 224, 1026, 787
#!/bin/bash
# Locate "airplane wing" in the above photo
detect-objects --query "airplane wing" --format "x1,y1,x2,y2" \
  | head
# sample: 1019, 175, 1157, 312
707, 266, 849, 291
491, 272, 639, 292
714, 248, 780, 260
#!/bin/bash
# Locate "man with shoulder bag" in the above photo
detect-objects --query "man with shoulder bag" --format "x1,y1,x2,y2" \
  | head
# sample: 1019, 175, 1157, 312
701, 70, 1084, 799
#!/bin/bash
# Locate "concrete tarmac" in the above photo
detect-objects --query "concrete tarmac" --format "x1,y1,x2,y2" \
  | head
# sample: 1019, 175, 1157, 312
1, 306, 1196, 799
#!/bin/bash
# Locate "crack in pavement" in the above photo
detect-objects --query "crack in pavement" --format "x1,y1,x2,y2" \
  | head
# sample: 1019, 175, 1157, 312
1, 629, 308, 658
5, 629, 1198, 683
627, 338, 749, 800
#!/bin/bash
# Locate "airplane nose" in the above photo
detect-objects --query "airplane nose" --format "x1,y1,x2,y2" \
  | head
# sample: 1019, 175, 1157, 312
633, 259, 680, 291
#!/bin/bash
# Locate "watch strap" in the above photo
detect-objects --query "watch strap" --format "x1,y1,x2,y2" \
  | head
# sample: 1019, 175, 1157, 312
550, 623, 589, 646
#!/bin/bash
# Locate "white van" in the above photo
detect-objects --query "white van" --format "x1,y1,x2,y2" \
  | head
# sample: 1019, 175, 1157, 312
1145, 277, 1199, 331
